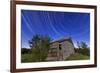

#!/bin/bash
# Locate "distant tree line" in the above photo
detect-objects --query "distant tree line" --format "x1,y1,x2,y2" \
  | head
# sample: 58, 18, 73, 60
21, 48, 31, 54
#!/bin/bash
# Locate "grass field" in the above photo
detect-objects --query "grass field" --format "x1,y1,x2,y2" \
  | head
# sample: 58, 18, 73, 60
21, 54, 33, 62
21, 53, 90, 62
65, 53, 90, 60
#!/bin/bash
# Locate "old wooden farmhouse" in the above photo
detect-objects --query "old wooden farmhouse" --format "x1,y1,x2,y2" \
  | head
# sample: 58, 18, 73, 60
46, 37, 75, 61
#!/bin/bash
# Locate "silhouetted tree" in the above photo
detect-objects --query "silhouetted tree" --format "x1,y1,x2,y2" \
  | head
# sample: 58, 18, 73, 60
75, 41, 90, 56
80, 42, 88, 49
29, 34, 51, 62
77, 41, 81, 49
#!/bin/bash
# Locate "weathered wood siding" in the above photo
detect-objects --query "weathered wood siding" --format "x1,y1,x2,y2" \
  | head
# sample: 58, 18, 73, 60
61, 41, 75, 60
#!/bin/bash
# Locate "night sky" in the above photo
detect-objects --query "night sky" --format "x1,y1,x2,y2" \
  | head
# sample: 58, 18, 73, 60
21, 10, 90, 48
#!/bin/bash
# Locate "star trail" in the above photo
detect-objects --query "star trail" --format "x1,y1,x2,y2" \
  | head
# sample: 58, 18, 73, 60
21, 10, 90, 48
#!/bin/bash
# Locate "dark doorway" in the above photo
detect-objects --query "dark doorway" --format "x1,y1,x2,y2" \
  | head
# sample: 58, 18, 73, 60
59, 44, 62, 50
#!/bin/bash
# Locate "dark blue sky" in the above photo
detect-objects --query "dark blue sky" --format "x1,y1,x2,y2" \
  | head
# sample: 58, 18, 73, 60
21, 10, 90, 48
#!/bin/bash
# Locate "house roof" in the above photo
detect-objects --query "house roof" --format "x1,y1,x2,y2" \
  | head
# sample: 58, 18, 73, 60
50, 37, 74, 45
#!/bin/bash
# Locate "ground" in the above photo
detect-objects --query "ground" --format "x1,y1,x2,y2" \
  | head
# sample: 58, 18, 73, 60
21, 52, 90, 62
65, 53, 90, 60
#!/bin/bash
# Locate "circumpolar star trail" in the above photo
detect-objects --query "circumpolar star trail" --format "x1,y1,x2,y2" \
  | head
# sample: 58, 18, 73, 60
21, 13, 34, 34
21, 10, 90, 48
